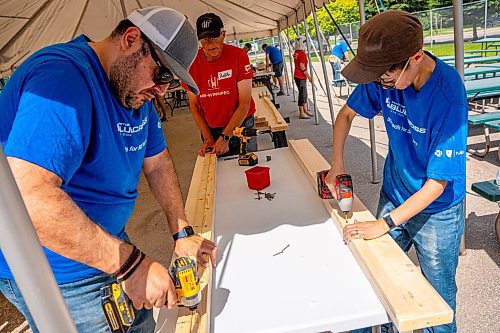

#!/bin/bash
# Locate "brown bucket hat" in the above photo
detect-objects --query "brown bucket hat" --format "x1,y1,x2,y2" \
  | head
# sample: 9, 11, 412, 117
342, 10, 423, 84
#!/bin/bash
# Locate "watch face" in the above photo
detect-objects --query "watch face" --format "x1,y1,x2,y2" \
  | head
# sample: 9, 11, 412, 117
185, 226, 195, 236
222, 134, 230, 141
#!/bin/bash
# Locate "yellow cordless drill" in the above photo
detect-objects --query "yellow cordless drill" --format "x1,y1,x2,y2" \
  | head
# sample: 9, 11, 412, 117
233, 126, 259, 166
101, 257, 201, 332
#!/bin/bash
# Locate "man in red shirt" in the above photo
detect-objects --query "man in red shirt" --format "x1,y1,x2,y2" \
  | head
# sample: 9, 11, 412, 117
186, 13, 257, 156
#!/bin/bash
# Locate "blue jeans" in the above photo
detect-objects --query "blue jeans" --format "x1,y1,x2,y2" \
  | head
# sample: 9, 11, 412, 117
330, 60, 342, 83
0, 273, 155, 333
352, 190, 464, 333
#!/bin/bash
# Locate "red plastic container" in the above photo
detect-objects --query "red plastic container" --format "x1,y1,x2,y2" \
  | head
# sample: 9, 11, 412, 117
245, 166, 270, 190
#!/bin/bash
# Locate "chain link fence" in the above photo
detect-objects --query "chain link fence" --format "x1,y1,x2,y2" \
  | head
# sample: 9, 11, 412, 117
333, 0, 500, 46
231, 0, 500, 61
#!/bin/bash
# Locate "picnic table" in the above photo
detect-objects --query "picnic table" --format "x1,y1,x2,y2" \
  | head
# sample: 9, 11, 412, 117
445, 55, 500, 67
469, 49, 500, 56
471, 180, 500, 242
465, 76, 500, 102
464, 65, 500, 80
439, 54, 479, 61
472, 37, 500, 50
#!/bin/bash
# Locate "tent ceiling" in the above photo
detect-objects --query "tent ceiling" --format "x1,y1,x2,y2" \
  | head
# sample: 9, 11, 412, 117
0, 0, 330, 75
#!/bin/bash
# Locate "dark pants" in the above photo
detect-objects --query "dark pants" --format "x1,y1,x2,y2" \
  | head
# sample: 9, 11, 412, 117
272, 62, 284, 78
294, 78, 308, 106
204, 116, 258, 157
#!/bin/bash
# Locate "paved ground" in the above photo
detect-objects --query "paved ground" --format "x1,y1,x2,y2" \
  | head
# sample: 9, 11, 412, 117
1, 62, 499, 332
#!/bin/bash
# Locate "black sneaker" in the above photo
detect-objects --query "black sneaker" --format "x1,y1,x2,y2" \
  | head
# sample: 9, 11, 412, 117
276, 91, 284, 96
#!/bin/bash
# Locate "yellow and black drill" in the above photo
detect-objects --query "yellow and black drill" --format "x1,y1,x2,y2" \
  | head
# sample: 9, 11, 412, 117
233, 127, 259, 166
101, 257, 201, 332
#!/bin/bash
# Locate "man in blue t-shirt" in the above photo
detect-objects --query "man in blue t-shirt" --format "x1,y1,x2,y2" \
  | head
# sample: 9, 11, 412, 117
0, 7, 217, 333
262, 43, 285, 95
326, 11, 467, 333
329, 37, 350, 86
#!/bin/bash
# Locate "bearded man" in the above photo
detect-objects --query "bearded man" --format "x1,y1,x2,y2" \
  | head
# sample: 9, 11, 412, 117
0, 7, 216, 333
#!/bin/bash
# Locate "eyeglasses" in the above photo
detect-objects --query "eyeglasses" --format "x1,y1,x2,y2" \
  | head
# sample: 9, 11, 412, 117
143, 38, 181, 88
375, 57, 411, 90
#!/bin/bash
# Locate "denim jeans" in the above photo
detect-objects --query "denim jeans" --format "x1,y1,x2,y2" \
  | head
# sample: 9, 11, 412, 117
330, 60, 342, 82
351, 190, 464, 333
0, 273, 155, 333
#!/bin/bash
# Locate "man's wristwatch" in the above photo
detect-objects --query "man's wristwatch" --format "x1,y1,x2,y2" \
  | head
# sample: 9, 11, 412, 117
221, 133, 230, 142
172, 226, 195, 241
383, 213, 397, 229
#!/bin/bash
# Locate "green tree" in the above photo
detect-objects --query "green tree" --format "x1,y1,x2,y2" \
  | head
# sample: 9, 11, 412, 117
365, 0, 428, 18
301, 0, 359, 39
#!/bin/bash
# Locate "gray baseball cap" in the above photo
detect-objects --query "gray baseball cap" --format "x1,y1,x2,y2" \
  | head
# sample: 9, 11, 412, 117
128, 7, 199, 94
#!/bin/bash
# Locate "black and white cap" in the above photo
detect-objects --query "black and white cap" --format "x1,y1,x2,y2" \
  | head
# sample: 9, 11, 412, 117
128, 7, 199, 94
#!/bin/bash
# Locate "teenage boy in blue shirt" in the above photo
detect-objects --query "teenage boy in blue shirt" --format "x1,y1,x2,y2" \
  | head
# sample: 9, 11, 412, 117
262, 43, 285, 95
326, 11, 467, 333
0, 7, 216, 333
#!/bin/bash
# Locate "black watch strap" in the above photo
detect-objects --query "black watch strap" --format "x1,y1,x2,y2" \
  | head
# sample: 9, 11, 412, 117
383, 213, 396, 229
173, 226, 195, 241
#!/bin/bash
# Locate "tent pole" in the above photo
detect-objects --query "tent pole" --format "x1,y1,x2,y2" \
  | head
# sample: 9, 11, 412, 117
357, 0, 380, 184
0, 145, 77, 332
453, 0, 465, 80
294, 9, 300, 39
311, 0, 335, 124
277, 24, 291, 96
302, 2, 320, 124
453, 0, 466, 256
285, 27, 297, 102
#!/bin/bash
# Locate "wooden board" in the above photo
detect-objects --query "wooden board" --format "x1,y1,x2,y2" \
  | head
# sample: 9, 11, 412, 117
288, 139, 453, 332
174, 154, 217, 333
251, 86, 288, 132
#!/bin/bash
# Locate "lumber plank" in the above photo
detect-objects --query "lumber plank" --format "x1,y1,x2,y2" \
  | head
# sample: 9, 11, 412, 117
175, 154, 217, 333
251, 87, 288, 132
288, 139, 453, 332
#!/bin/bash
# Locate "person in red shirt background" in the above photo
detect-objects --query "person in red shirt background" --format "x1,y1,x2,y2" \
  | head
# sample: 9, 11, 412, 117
293, 36, 313, 119
185, 13, 257, 156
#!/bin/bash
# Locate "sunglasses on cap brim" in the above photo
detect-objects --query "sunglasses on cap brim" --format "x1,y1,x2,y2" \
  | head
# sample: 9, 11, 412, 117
143, 36, 181, 88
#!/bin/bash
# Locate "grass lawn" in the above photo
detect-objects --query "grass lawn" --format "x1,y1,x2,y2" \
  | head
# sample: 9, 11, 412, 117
424, 41, 484, 56
303, 41, 486, 62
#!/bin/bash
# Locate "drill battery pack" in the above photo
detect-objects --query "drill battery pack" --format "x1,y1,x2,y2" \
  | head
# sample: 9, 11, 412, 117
317, 170, 333, 199
101, 283, 135, 333
238, 153, 258, 166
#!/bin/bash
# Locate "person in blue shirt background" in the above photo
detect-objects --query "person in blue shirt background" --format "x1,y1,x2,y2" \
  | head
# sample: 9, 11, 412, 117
262, 43, 285, 95
329, 36, 350, 86
0, 6, 216, 333
326, 11, 467, 333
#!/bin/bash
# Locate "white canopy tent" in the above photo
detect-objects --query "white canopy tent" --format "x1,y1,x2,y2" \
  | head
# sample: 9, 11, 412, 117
0, 0, 329, 75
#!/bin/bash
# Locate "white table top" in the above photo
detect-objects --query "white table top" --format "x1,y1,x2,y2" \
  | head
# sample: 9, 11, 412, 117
211, 148, 388, 333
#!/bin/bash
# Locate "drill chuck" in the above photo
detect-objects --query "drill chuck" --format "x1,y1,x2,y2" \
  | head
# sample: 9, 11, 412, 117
335, 174, 353, 216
